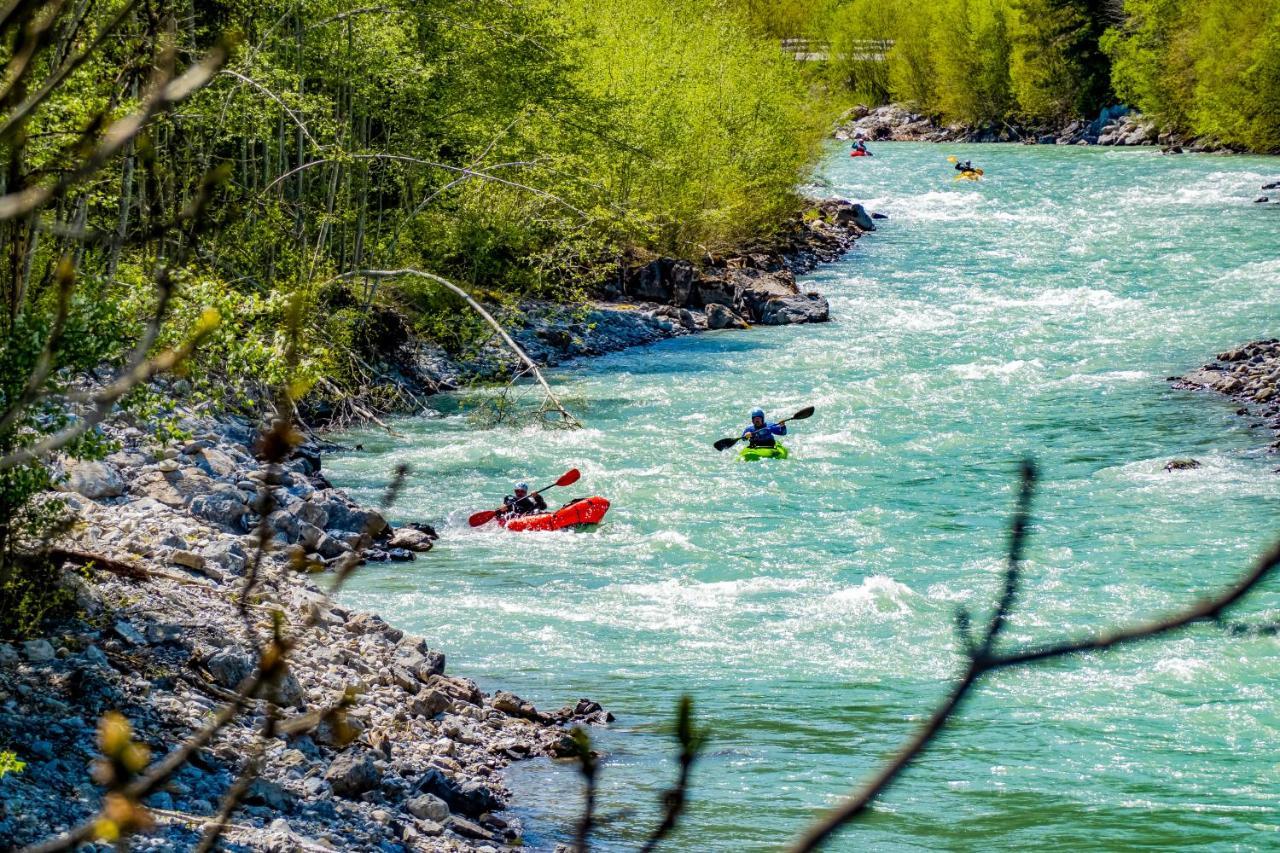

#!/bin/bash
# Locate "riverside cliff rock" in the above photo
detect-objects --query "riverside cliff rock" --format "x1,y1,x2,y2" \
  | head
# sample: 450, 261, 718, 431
341, 197, 871, 398
1, 416, 609, 851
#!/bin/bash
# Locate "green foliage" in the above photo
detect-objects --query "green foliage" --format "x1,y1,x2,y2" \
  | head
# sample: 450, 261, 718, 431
1106, 0, 1280, 150
0, 750, 25, 777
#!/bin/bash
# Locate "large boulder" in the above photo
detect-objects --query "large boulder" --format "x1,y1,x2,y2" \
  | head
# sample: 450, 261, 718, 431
60, 460, 126, 499
322, 498, 388, 536
758, 293, 830, 325
730, 268, 801, 322
324, 749, 382, 799
834, 203, 876, 231
705, 303, 748, 330
691, 274, 741, 312
189, 493, 249, 529
415, 768, 503, 818
387, 528, 433, 552
194, 447, 238, 478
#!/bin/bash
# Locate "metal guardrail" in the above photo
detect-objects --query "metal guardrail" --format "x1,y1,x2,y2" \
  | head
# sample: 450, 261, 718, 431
780, 38, 891, 62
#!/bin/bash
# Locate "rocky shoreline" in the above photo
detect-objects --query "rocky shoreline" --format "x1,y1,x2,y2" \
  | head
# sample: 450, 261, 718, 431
0, 416, 610, 851
334, 197, 875, 407
1174, 338, 1280, 456
833, 103, 1218, 151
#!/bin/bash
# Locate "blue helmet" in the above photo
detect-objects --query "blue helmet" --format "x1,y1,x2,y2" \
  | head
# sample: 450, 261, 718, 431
751, 408, 765, 420
515, 482, 529, 493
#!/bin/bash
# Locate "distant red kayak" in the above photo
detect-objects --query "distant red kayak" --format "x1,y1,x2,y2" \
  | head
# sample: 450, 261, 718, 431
850, 149, 871, 157
499, 496, 611, 532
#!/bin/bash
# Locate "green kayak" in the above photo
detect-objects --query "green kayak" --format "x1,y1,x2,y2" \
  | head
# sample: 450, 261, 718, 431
739, 442, 789, 461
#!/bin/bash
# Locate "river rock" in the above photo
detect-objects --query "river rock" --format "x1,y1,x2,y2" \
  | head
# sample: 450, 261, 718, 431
1164, 458, 1201, 472
22, 639, 55, 662
189, 493, 249, 529
325, 748, 382, 798
194, 447, 238, 478
406, 792, 450, 822
59, 460, 126, 499
324, 500, 388, 536
207, 647, 256, 689
706, 303, 748, 330
387, 528, 433, 552
415, 768, 502, 818
409, 689, 455, 719
834, 203, 876, 231
201, 539, 247, 574
758, 293, 830, 325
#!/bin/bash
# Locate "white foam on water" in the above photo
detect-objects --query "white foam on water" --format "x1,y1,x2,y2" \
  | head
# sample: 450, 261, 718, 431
827, 574, 916, 616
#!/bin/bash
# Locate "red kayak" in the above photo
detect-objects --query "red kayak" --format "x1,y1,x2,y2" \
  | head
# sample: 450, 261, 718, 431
850, 149, 871, 157
499, 496, 611, 532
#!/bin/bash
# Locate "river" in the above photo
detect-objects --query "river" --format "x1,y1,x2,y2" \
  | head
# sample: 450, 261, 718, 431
327, 142, 1280, 850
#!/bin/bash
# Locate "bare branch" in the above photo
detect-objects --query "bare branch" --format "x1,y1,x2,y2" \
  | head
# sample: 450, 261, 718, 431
218, 69, 322, 152
321, 268, 582, 426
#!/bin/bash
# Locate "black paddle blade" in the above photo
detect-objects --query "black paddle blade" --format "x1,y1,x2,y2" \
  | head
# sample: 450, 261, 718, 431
790, 406, 815, 420
713, 437, 739, 452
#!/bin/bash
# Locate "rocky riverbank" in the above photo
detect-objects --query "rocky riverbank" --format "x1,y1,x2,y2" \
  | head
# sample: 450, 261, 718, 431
324, 197, 876, 408
833, 103, 1218, 151
1174, 338, 1280, 456
0, 416, 610, 851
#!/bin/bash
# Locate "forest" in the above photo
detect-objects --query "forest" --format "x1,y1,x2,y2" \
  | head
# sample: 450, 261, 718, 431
755, 0, 1280, 151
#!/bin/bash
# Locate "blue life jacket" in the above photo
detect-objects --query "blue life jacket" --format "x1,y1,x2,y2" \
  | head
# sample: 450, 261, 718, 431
742, 422, 786, 446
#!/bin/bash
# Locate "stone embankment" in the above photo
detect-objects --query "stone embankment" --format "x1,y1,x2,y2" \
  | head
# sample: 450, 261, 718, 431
0, 417, 609, 851
834, 103, 1214, 151
1174, 339, 1280, 456
370, 198, 876, 393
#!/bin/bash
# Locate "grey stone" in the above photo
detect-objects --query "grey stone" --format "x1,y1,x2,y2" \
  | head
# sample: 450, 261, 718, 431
296, 501, 329, 528
705, 302, 748, 330
0, 644, 21, 667
60, 460, 126, 499
409, 689, 454, 719
201, 540, 247, 574
83, 644, 110, 669
387, 528, 434, 552
324, 749, 382, 798
171, 550, 206, 571
758, 293, 830, 325
207, 647, 256, 689
194, 447, 238, 478
188, 493, 249, 530
115, 614, 147, 640
324, 501, 388, 536
22, 639, 55, 662
406, 793, 450, 823
247, 778, 292, 811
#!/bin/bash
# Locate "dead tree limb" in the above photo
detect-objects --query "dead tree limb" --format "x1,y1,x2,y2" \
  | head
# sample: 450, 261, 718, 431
321, 268, 581, 426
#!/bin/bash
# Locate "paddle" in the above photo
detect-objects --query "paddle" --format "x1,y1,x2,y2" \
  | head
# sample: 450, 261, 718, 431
468, 468, 582, 527
714, 406, 815, 452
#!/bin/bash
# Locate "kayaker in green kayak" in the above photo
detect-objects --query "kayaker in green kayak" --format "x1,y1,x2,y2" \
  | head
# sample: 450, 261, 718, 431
502, 482, 547, 519
742, 408, 787, 448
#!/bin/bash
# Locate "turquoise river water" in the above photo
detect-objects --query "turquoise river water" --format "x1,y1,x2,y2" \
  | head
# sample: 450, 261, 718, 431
328, 143, 1280, 850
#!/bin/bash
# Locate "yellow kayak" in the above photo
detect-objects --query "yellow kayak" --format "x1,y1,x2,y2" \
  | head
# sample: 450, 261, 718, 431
954, 169, 983, 182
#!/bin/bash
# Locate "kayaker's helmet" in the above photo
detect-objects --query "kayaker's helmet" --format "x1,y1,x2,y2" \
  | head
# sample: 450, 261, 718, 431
751, 408, 765, 427
514, 482, 529, 496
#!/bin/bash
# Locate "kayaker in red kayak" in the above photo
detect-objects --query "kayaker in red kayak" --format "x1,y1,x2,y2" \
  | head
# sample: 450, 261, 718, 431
742, 408, 787, 448
850, 139, 872, 157
502, 482, 547, 519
